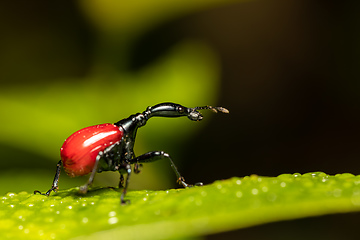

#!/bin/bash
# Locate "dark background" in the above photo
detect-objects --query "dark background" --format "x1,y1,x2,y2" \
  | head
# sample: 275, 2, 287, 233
1, 1, 360, 239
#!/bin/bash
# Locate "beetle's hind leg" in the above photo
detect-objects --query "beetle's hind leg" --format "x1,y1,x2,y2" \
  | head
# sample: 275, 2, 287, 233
129, 151, 203, 188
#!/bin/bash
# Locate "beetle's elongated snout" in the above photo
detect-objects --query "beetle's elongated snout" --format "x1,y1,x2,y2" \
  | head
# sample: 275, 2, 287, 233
146, 103, 187, 118
146, 103, 229, 121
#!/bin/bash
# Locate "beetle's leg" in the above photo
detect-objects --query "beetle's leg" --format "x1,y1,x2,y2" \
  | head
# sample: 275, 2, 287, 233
79, 152, 103, 194
120, 164, 132, 204
119, 173, 125, 188
129, 151, 203, 188
34, 160, 62, 196
134, 163, 142, 174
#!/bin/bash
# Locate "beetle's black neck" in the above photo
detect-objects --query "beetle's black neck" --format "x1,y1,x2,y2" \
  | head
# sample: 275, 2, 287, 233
114, 103, 182, 134
115, 112, 146, 135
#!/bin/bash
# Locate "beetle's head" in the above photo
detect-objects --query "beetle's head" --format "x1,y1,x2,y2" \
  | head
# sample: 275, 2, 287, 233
187, 106, 229, 121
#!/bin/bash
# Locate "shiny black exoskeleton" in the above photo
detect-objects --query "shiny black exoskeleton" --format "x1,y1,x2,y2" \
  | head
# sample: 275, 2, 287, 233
35, 102, 229, 204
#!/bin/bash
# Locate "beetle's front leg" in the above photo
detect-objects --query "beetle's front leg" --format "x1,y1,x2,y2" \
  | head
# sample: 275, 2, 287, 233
129, 151, 203, 188
34, 160, 62, 196
79, 152, 103, 194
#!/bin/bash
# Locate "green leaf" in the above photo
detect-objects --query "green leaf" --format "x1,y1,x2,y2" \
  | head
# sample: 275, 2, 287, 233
2, 172, 360, 239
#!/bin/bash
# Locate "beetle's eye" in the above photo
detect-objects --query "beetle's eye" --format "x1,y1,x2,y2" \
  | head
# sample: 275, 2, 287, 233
178, 106, 185, 113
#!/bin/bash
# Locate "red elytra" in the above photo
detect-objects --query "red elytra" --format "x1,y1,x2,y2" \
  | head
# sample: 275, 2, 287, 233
60, 123, 124, 177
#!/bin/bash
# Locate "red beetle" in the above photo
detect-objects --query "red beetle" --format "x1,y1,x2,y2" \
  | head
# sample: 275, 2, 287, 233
35, 102, 229, 203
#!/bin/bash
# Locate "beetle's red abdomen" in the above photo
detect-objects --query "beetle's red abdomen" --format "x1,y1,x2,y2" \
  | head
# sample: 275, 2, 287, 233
60, 123, 123, 177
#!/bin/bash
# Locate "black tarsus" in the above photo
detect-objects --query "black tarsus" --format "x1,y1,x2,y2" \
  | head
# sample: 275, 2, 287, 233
34, 160, 62, 196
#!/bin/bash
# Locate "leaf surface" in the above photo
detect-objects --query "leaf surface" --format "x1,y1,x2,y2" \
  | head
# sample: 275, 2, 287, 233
2, 172, 360, 239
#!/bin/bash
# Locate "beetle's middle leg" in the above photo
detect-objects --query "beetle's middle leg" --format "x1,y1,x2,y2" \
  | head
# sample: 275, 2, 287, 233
79, 152, 103, 194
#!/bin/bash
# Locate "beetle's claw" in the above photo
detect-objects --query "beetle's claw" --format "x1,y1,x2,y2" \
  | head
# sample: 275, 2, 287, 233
34, 190, 45, 195
121, 199, 130, 205
34, 187, 57, 196
79, 185, 88, 194
177, 178, 203, 188
134, 163, 143, 174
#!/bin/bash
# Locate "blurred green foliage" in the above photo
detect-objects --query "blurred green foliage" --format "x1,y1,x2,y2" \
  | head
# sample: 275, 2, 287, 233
2, 172, 360, 239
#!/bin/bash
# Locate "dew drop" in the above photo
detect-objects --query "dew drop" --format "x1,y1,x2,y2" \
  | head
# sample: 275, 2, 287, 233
250, 174, 258, 179
352, 194, 360, 206
333, 189, 342, 197
251, 188, 259, 195
262, 186, 268, 192
7, 193, 16, 197
108, 211, 116, 217
354, 180, 360, 185
267, 193, 277, 202
18, 225, 23, 230
216, 184, 222, 190
201, 191, 207, 197
24, 229, 30, 234
236, 180, 242, 185
280, 182, 286, 188
277, 174, 292, 180
82, 217, 89, 224
67, 206, 73, 210
108, 217, 118, 225
236, 191, 243, 198
28, 204, 34, 207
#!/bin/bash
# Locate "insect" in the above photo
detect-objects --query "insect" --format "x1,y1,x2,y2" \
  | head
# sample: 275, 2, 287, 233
34, 102, 229, 203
